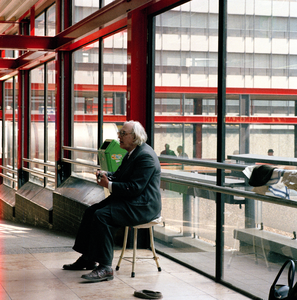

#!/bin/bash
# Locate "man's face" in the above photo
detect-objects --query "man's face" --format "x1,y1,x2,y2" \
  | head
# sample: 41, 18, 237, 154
118, 123, 136, 152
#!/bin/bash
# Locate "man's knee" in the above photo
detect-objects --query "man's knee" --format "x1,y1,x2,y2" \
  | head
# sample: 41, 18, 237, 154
94, 207, 112, 225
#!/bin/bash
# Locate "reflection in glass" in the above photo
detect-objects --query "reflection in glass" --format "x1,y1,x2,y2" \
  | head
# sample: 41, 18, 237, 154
73, 42, 99, 180
29, 62, 56, 188
30, 66, 45, 186
46, 61, 56, 189
47, 4, 56, 36
103, 31, 127, 116
4, 77, 18, 188
35, 12, 45, 36
153, 1, 219, 279
73, 0, 99, 24
72, 31, 127, 180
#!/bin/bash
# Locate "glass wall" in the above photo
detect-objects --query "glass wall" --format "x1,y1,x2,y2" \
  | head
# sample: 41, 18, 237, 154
47, 4, 56, 36
30, 66, 45, 186
224, 2, 297, 292
154, 0, 219, 278
71, 30, 126, 179
35, 3, 56, 36
73, 0, 99, 23
35, 12, 45, 36
29, 61, 56, 188
152, 1, 297, 298
72, 41, 100, 180
46, 61, 56, 188
154, 2, 218, 160
3, 77, 18, 189
73, 0, 114, 24
103, 30, 127, 117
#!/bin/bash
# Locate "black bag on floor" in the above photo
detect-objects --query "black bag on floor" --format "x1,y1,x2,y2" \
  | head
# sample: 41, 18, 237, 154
269, 259, 297, 300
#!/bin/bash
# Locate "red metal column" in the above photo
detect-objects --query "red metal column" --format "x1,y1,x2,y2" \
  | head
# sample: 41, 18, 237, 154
55, 0, 72, 187
30, 6, 35, 36
126, 9, 148, 128
55, 0, 62, 186
0, 82, 2, 184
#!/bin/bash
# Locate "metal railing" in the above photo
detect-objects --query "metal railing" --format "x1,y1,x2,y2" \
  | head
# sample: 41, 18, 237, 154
0, 165, 17, 182
62, 146, 100, 169
160, 172, 297, 209
158, 155, 297, 208
22, 158, 55, 179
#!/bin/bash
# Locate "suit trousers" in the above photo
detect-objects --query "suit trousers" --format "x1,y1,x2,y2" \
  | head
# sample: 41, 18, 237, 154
73, 199, 117, 266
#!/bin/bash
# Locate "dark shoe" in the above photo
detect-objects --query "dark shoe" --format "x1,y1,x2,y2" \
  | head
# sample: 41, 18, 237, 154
81, 265, 114, 282
134, 290, 163, 299
63, 256, 97, 270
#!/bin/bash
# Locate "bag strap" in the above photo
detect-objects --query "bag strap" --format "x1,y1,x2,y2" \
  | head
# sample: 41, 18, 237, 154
288, 261, 297, 299
271, 259, 295, 291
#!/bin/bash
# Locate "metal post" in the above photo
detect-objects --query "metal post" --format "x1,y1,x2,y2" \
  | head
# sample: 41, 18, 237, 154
295, 101, 297, 158
183, 194, 192, 237
216, 0, 227, 282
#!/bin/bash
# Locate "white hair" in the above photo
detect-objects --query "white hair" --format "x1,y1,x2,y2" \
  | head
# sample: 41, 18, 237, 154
124, 120, 147, 146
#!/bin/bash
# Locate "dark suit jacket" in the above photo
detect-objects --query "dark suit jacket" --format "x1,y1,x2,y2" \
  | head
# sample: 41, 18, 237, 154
106, 143, 162, 226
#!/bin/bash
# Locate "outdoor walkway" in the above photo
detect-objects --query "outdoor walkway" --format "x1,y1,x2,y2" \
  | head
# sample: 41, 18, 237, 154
0, 220, 251, 300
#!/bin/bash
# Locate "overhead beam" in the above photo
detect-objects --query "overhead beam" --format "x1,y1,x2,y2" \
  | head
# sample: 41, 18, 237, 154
56, 0, 152, 40
0, 35, 73, 51
0, 0, 184, 79
0, 0, 153, 52
0, 58, 17, 69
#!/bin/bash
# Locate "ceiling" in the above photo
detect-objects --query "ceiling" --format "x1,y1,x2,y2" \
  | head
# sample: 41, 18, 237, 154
0, 0, 41, 35
0, 0, 154, 80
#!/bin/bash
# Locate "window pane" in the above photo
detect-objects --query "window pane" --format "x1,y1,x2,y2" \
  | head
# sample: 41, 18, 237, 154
154, 0, 219, 279
35, 12, 45, 36
30, 66, 45, 186
47, 4, 56, 36
73, 0, 100, 24
73, 41, 99, 180
46, 61, 56, 189
4, 78, 14, 188
103, 30, 127, 116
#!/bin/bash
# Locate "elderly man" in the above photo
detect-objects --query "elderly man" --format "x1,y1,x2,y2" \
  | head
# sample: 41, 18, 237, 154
63, 121, 162, 282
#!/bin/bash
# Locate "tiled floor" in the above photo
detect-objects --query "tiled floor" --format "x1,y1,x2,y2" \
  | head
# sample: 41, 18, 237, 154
0, 221, 252, 300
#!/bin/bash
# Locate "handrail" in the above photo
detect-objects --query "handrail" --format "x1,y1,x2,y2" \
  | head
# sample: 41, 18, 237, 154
160, 175, 297, 209
62, 158, 100, 169
22, 158, 55, 167
0, 165, 18, 173
0, 172, 17, 182
62, 146, 98, 154
158, 155, 247, 172
22, 167, 55, 179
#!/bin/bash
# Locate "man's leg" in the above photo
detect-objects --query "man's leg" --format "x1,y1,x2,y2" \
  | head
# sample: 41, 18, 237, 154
73, 199, 109, 254
88, 204, 115, 265
81, 204, 116, 282
63, 199, 109, 270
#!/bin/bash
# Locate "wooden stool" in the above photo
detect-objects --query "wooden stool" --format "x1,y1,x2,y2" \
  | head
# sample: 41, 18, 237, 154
115, 217, 162, 277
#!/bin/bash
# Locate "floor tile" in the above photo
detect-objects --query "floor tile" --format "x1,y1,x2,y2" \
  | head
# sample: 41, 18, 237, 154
0, 221, 253, 300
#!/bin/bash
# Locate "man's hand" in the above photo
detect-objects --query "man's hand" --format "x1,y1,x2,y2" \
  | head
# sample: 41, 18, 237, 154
96, 169, 106, 178
96, 171, 109, 189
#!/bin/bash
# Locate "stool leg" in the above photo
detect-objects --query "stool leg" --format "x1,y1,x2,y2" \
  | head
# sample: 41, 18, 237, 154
131, 228, 138, 277
116, 226, 129, 271
149, 227, 161, 272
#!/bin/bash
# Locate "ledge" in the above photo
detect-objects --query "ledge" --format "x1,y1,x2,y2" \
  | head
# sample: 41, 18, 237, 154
53, 176, 105, 234
234, 228, 297, 259
0, 184, 16, 221
15, 182, 53, 228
